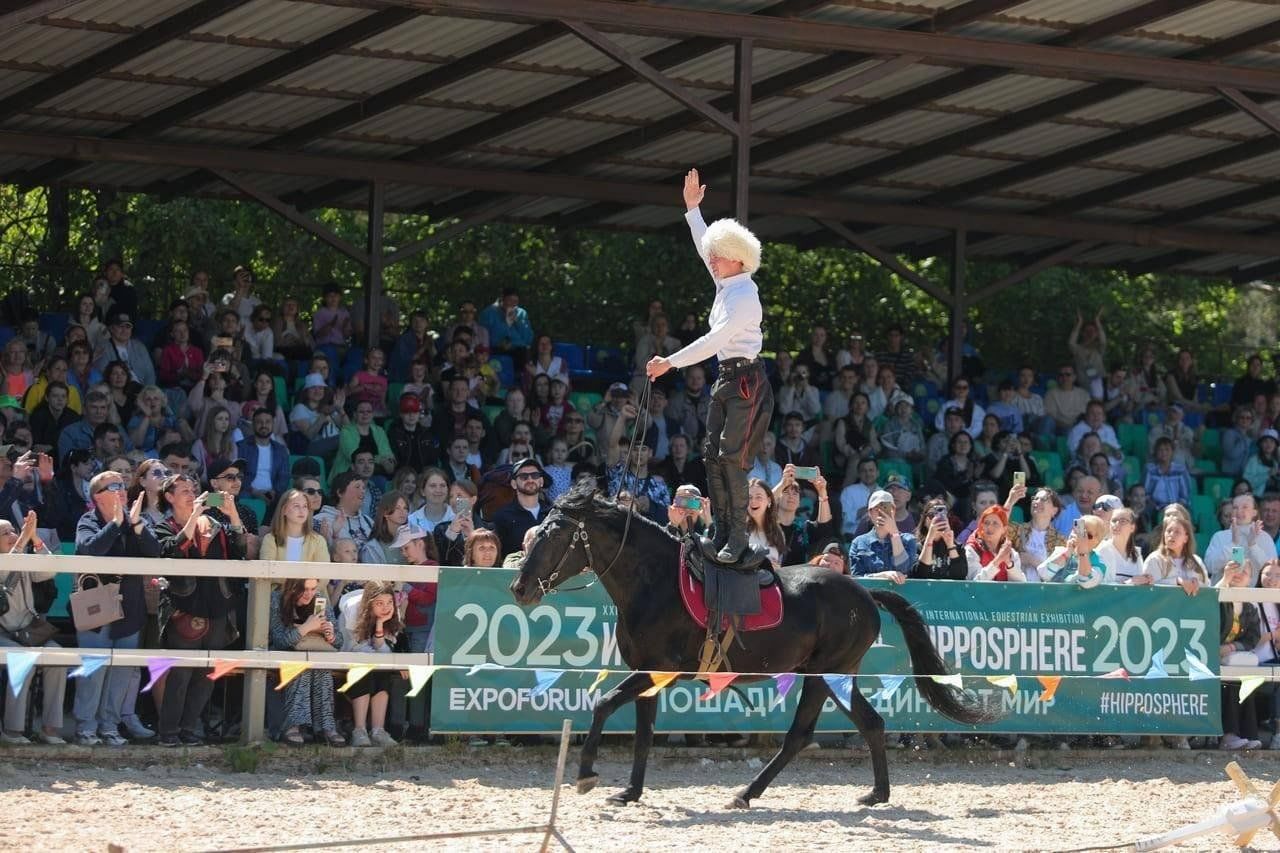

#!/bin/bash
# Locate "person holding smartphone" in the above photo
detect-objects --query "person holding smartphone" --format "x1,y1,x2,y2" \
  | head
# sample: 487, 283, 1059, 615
1204, 493, 1278, 586
911, 500, 965, 580
647, 168, 770, 564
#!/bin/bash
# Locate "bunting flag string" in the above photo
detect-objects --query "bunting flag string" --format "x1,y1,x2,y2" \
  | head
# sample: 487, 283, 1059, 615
5, 650, 39, 698
587, 669, 610, 694
207, 659, 242, 682
275, 662, 311, 691
68, 655, 110, 680
1037, 675, 1062, 704
871, 674, 906, 703
1144, 649, 1168, 681
531, 669, 565, 698
639, 672, 679, 697
698, 672, 738, 702
1239, 676, 1266, 702
406, 665, 438, 698
337, 665, 374, 694
986, 674, 1019, 695
823, 674, 854, 711
1185, 653, 1216, 681
467, 662, 502, 676
141, 657, 177, 693
769, 673, 797, 710
930, 673, 963, 689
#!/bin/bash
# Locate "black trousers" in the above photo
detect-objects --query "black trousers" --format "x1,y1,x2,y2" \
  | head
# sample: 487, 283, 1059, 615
704, 361, 772, 472
159, 617, 227, 738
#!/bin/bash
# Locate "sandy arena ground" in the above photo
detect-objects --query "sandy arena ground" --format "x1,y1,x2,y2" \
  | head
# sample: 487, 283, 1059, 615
3, 746, 1280, 852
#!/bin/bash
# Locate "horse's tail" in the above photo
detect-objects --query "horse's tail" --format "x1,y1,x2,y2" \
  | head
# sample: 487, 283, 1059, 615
870, 589, 1000, 725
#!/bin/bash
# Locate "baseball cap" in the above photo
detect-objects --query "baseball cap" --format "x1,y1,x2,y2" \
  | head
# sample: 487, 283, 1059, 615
107, 311, 132, 327
1261, 429, 1280, 443
207, 458, 246, 481
868, 490, 895, 511
389, 524, 430, 550
608, 382, 630, 395
399, 395, 422, 414
884, 473, 911, 493
1093, 495, 1123, 513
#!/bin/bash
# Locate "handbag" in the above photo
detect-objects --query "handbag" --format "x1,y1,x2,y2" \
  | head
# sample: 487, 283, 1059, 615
70, 574, 124, 632
168, 610, 210, 642
13, 616, 57, 647
294, 634, 336, 652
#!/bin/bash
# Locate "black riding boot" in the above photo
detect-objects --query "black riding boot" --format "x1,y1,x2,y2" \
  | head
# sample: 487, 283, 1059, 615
704, 456, 731, 552
716, 461, 751, 563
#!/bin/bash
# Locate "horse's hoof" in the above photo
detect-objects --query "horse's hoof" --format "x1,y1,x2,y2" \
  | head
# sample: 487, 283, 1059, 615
576, 775, 599, 794
727, 795, 750, 810
606, 789, 639, 806
857, 790, 889, 806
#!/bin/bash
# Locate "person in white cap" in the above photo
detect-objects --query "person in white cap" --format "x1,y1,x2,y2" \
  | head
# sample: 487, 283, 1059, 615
647, 168, 770, 563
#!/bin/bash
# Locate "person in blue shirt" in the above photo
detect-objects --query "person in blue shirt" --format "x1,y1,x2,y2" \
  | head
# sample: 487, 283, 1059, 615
478, 288, 534, 372
848, 489, 918, 577
1144, 436, 1192, 513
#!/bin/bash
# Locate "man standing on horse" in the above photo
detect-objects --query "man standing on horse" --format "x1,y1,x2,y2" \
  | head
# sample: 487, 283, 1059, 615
647, 169, 772, 564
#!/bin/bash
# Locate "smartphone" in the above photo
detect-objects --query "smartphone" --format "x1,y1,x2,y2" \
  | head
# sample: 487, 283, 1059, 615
933, 506, 948, 522
792, 466, 819, 481
205, 493, 223, 509
453, 496, 470, 516
677, 496, 702, 511
1232, 545, 1246, 565
1013, 470, 1026, 488
314, 595, 327, 617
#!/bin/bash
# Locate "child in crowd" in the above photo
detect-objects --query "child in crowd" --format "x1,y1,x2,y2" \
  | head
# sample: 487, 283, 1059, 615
346, 347, 389, 417
544, 437, 573, 501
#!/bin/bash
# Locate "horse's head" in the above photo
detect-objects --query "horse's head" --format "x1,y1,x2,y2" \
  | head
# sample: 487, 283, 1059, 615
510, 481, 602, 605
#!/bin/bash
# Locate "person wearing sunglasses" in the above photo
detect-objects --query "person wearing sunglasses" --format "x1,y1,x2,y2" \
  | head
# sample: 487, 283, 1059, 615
492, 458, 551, 559
72, 470, 161, 746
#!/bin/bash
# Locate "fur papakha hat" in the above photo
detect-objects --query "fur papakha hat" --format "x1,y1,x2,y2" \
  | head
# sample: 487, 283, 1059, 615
701, 218, 761, 275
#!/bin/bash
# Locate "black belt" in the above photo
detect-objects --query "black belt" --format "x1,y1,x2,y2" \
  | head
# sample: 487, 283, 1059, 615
718, 357, 760, 372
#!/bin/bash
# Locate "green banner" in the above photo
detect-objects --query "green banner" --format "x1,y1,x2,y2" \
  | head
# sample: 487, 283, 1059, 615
430, 568, 1222, 735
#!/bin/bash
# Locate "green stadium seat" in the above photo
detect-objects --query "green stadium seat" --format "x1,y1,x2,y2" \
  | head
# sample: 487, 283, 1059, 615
1200, 428, 1222, 463
1190, 494, 1218, 532
59, 541, 75, 555
388, 382, 405, 406
1195, 530, 1214, 557
878, 458, 913, 488
272, 376, 288, 411
1055, 435, 1069, 463
241, 496, 268, 528
1117, 423, 1148, 459
482, 404, 503, 424
820, 440, 835, 476
1031, 450, 1064, 491
1010, 506, 1026, 524
1193, 458, 1217, 475
1201, 476, 1234, 504
1123, 455, 1141, 489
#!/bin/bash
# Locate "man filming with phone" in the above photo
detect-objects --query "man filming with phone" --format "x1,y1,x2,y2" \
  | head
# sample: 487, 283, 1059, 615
647, 168, 771, 564
667, 484, 712, 537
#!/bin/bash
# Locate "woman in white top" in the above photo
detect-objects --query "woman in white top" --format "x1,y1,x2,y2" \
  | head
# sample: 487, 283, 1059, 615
746, 478, 785, 569
408, 467, 454, 532
1097, 507, 1144, 584
524, 334, 570, 390
1134, 514, 1205, 595
260, 488, 330, 562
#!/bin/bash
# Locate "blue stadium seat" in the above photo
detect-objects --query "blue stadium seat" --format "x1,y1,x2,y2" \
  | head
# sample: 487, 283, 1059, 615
1212, 382, 1234, 407
553, 342, 586, 372
135, 318, 166, 346
0, 326, 12, 347
39, 312, 69, 340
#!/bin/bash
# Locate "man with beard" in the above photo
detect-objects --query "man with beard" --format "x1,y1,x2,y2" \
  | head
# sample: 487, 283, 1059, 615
492, 457, 551, 558
237, 408, 289, 511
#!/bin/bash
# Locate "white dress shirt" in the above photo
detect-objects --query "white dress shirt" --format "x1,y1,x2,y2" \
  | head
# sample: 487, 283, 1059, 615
667, 208, 763, 369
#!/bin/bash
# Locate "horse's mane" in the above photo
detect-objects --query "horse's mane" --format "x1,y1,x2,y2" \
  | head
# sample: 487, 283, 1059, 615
553, 479, 681, 545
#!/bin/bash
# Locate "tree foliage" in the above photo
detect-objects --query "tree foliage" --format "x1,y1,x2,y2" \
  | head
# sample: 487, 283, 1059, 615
0, 186, 1272, 377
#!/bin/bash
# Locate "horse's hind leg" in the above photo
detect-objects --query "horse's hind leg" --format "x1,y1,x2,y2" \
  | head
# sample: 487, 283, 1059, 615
834, 682, 890, 805
577, 672, 651, 794
730, 675, 827, 809
606, 694, 657, 805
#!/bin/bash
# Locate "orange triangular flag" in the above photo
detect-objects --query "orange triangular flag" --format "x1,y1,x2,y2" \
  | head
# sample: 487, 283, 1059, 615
639, 672, 679, 697
276, 661, 311, 690
1036, 675, 1062, 703
207, 659, 242, 681
698, 672, 738, 701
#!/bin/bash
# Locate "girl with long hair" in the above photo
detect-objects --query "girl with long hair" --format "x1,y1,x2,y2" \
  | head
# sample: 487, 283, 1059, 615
192, 408, 237, 481
1098, 507, 1143, 584
746, 477, 786, 569
261, 488, 330, 562
242, 369, 287, 438
360, 492, 410, 566
342, 581, 402, 747
1135, 514, 1206, 595
269, 576, 344, 746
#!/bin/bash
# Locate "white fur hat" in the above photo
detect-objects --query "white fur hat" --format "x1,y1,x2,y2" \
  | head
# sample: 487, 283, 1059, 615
701, 218, 761, 275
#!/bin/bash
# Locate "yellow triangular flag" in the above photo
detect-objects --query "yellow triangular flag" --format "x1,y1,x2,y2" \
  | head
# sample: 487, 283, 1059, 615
639, 672, 679, 697
276, 662, 311, 690
931, 673, 963, 689
1240, 676, 1266, 702
698, 672, 738, 701
1036, 675, 1062, 703
986, 674, 1018, 695
337, 665, 375, 694
405, 665, 438, 698
587, 668, 610, 693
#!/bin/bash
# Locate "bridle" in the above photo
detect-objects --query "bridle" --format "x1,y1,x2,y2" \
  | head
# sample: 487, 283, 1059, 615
535, 378, 652, 596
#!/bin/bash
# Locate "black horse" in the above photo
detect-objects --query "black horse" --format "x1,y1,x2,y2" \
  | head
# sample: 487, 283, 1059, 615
511, 482, 997, 809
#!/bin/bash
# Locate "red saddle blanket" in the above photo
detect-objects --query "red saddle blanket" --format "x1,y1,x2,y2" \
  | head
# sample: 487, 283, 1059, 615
678, 554, 783, 632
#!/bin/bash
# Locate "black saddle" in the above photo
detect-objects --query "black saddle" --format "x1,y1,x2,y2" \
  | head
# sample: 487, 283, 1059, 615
688, 535, 775, 587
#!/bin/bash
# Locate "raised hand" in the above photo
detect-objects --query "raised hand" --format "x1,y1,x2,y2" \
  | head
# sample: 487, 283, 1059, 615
129, 491, 146, 526
682, 168, 705, 211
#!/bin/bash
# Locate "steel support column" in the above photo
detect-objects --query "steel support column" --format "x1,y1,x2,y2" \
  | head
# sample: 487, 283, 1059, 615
364, 181, 386, 350
948, 230, 967, 384
732, 38, 753, 222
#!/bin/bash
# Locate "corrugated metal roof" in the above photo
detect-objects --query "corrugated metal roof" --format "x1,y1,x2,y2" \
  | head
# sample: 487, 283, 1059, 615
0, 0, 1276, 276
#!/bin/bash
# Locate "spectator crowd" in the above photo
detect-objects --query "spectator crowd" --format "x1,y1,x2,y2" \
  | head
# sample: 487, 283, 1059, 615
1, 265, 1279, 752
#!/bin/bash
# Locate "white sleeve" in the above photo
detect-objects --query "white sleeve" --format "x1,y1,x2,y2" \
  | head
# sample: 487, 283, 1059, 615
685, 207, 713, 281
667, 287, 756, 369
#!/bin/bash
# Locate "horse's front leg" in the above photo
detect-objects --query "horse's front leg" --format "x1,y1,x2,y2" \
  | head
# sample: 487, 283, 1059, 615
606, 694, 658, 805
577, 672, 652, 794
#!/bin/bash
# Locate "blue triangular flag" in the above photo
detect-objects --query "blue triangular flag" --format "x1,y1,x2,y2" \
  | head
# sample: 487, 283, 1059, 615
1144, 649, 1168, 680
1184, 652, 1216, 681
6, 650, 39, 698
531, 669, 564, 698
769, 673, 797, 710
467, 662, 502, 677
871, 674, 906, 703
823, 674, 854, 711
69, 655, 110, 679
